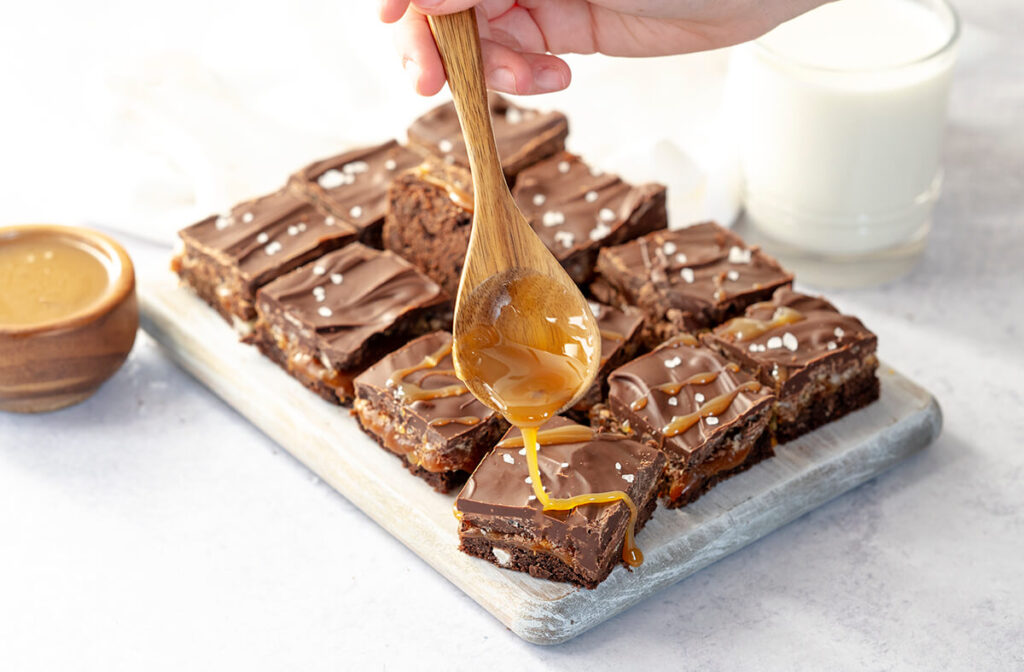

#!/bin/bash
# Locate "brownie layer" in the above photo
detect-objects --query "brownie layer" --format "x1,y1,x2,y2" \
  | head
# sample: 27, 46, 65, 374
353, 332, 509, 493
252, 244, 450, 405
408, 93, 568, 181
591, 222, 794, 347
175, 189, 356, 324
288, 140, 423, 247
606, 335, 775, 508
456, 417, 665, 589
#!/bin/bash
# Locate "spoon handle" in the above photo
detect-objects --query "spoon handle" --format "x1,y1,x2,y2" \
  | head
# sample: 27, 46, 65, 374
427, 10, 509, 207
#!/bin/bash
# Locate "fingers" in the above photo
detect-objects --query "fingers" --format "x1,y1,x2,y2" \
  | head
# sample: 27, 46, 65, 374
406, 0, 488, 15
393, 10, 447, 96
379, 0, 411, 23
480, 39, 571, 94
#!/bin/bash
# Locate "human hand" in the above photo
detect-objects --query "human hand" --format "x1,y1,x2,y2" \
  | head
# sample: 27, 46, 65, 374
380, 0, 831, 96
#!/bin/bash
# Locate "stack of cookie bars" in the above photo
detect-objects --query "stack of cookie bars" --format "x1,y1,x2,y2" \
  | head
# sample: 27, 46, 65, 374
174, 94, 880, 589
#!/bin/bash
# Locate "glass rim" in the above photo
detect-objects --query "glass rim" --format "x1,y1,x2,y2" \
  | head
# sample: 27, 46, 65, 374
753, 0, 961, 75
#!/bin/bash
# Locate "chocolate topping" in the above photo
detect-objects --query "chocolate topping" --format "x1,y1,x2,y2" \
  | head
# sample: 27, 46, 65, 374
407, 94, 568, 178
290, 140, 423, 235
607, 336, 774, 466
704, 288, 878, 394
179, 189, 356, 290
257, 243, 448, 368
456, 417, 665, 575
355, 332, 497, 442
513, 152, 666, 261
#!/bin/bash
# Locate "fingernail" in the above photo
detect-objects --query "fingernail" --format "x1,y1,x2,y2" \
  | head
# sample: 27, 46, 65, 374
534, 67, 566, 92
403, 57, 422, 89
414, 0, 443, 8
488, 67, 517, 93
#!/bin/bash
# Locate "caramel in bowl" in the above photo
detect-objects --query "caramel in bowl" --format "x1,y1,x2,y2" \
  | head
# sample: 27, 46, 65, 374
0, 225, 138, 413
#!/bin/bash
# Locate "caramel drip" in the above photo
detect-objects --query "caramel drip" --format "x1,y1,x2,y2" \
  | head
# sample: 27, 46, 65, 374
429, 416, 481, 427
522, 427, 643, 568
599, 329, 625, 342
387, 341, 469, 403
717, 306, 804, 342
661, 381, 763, 437
417, 165, 474, 212
631, 370, 721, 410
630, 397, 648, 411
673, 333, 700, 347
496, 424, 596, 449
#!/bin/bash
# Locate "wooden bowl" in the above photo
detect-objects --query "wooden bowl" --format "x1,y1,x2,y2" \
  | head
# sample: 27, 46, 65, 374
0, 225, 138, 413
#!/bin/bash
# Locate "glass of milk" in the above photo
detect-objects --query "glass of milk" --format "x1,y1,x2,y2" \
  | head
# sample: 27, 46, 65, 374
731, 0, 959, 286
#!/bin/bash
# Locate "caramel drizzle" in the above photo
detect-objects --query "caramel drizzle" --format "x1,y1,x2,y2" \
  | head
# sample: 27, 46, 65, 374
628, 368, 737, 411
599, 329, 625, 342
387, 341, 469, 403
520, 426, 644, 568
429, 416, 481, 427
717, 306, 804, 342
417, 165, 474, 212
662, 381, 763, 437
496, 424, 596, 449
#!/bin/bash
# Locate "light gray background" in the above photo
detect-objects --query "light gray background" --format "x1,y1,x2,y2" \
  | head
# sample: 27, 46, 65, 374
1, 1, 1022, 669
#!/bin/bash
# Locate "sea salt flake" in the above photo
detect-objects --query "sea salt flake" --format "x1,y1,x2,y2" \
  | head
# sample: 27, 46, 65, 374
558, 160, 571, 174
214, 215, 232, 230
663, 242, 677, 255
783, 332, 799, 351
668, 397, 678, 406
343, 161, 368, 174
590, 222, 612, 241
532, 193, 546, 207
318, 169, 348, 189
584, 190, 599, 203
599, 207, 616, 222
312, 265, 326, 276
438, 139, 454, 153
349, 205, 363, 218
615, 462, 622, 471
664, 356, 682, 369
505, 107, 523, 124
676, 253, 688, 265
518, 448, 526, 456
242, 212, 254, 224
287, 225, 299, 236
325, 216, 336, 226
264, 241, 283, 255
384, 159, 397, 170
727, 270, 740, 281
331, 273, 343, 285
542, 211, 566, 227
590, 166, 603, 177
695, 393, 705, 403
317, 306, 333, 317
256, 232, 269, 244
766, 336, 783, 350
561, 462, 569, 469
553, 231, 575, 248
705, 416, 720, 426
834, 326, 845, 338
502, 453, 514, 464
827, 341, 838, 351
297, 222, 307, 232
524, 476, 532, 485
622, 474, 635, 484
728, 246, 752, 264
681, 268, 695, 284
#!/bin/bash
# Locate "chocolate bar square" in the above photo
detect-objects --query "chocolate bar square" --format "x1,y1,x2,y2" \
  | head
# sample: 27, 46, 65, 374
353, 331, 509, 493
703, 288, 880, 442
251, 243, 450, 405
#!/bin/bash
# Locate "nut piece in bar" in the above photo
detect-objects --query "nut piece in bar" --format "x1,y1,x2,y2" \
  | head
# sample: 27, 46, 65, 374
353, 331, 509, 493
567, 301, 645, 421
606, 334, 775, 508
591, 222, 794, 347
703, 288, 880, 443
511, 152, 667, 284
174, 189, 357, 330
251, 243, 450, 405
288, 140, 423, 247
407, 93, 568, 181
455, 417, 665, 589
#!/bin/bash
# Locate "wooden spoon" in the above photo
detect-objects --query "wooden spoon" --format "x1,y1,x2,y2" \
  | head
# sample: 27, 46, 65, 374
427, 10, 601, 424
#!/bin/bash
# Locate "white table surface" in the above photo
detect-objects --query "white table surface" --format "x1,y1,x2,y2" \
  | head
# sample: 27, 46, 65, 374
2, 1, 1022, 670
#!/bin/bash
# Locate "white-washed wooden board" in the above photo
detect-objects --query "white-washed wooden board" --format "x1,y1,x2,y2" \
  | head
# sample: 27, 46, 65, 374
138, 271, 942, 645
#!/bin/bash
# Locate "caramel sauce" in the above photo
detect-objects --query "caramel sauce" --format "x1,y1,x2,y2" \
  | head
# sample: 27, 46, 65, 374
599, 329, 625, 342
717, 306, 804, 342
662, 381, 762, 437
496, 424, 596, 449
455, 272, 643, 566
630, 371, 723, 411
387, 340, 469, 402
0, 236, 110, 327
428, 416, 481, 427
417, 164, 474, 212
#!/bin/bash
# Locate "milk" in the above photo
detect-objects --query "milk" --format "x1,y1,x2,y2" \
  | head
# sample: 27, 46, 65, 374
736, 0, 958, 255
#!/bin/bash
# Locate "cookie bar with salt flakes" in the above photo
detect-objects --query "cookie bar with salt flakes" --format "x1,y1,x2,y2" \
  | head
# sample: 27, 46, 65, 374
511, 152, 667, 284
567, 301, 645, 421
455, 417, 665, 589
407, 93, 568, 181
353, 332, 509, 493
591, 222, 794, 347
251, 243, 450, 406
288, 140, 423, 247
174, 189, 357, 328
703, 288, 879, 443
605, 334, 775, 508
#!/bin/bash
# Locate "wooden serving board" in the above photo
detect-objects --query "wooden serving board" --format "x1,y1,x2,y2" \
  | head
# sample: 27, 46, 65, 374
138, 271, 942, 645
